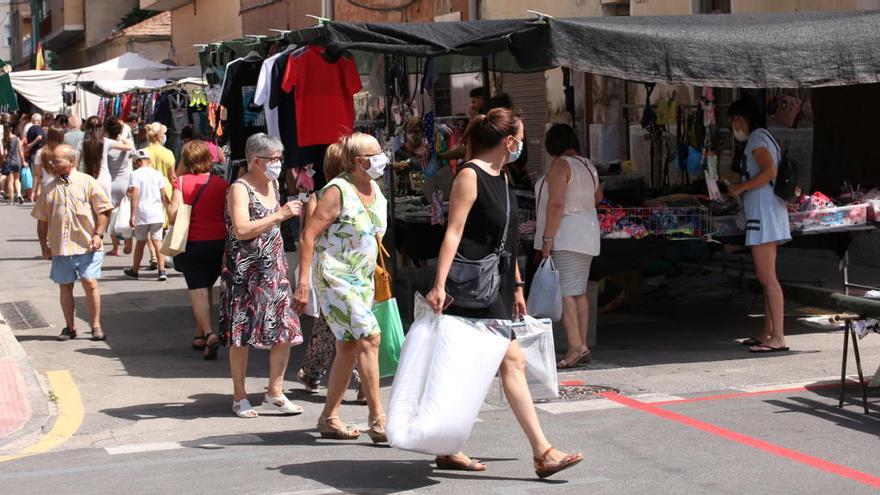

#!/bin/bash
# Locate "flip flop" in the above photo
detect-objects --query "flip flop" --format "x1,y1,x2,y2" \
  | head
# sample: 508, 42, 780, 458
741, 337, 764, 346
749, 345, 790, 353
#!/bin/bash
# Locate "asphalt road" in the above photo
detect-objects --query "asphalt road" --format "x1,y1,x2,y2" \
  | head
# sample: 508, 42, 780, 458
0, 204, 878, 494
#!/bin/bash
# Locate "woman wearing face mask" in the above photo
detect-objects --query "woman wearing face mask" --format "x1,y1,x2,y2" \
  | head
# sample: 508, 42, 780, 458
425, 108, 584, 478
219, 133, 304, 418
727, 96, 791, 353
293, 132, 389, 443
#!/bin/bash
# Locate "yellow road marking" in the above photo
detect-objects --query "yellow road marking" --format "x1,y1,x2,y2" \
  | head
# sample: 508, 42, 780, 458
0, 370, 83, 463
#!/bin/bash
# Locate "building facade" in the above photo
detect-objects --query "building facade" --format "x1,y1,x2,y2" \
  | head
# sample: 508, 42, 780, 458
141, 0, 244, 66
10, 3, 34, 70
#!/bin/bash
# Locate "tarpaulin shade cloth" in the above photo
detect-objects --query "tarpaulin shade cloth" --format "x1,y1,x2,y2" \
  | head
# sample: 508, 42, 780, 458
548, 11, 880, 88
306, 11, 880, 88
315, 19, 554, 74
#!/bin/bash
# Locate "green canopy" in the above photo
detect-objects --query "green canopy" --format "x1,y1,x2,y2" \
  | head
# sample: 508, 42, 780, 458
0, 59, 18, 111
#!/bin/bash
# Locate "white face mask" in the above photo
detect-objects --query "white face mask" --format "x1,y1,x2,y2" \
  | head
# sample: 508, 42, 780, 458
733, 127, 749, 143
366, 153, 388, 179
265, 160, 283, 181
161, 134, 167, 145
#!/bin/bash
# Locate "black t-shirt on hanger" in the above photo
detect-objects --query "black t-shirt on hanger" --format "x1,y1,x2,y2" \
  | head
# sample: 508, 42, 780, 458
221, 58, 267, 160
270, 49, 329, 189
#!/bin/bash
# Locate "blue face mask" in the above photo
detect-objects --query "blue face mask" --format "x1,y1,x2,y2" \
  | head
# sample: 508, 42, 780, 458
506, 137, 523, 164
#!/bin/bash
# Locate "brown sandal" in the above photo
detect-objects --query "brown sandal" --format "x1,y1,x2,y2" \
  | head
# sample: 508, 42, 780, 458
557, 350, 591, 369
366, 414, 387, 444
435, 455, 487, 472
534, 447, 584, 479
317, 415, 361, 440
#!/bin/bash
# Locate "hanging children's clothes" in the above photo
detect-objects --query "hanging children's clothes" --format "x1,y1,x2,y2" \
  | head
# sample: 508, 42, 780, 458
281, 46, 362, 147
220, 57, 267, 160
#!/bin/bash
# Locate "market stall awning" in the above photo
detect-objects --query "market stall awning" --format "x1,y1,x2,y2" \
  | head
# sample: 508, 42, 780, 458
308, 11, 880, 87
10, 53, 200, 112
548, 11, 880, 88
314, 18, 553, 74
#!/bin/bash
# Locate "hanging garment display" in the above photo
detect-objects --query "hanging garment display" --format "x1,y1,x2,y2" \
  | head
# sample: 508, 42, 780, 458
281, 46, 362, 147
270, 46, 330, 188
220, 57, 266, 160
254, 52, 283, 139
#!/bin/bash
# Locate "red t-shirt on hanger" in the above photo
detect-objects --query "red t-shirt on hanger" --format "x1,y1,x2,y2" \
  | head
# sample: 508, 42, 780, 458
281, 46, 362, 147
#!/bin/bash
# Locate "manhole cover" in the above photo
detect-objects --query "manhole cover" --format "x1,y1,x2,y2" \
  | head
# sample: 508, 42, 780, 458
544, 384, 620, 402
0, 301, 49, 330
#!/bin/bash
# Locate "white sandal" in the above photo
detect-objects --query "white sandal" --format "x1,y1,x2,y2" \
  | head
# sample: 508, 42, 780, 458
261, 394, 304, 415
232, 399, 259, 418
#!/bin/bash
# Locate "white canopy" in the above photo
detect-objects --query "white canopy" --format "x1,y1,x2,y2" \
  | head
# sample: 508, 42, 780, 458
9, 53, 200, 113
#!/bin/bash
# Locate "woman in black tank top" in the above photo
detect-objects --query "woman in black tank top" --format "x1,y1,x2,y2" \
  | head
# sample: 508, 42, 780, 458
426, 108, 584, 479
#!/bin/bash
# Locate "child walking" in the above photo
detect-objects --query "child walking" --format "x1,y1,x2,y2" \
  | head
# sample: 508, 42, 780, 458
124, 150, 170, 281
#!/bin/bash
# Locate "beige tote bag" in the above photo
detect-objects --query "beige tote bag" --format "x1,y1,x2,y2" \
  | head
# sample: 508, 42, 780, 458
160, 176, 212, 257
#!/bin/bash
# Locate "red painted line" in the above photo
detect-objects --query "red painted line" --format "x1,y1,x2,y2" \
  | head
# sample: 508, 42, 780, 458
560, 380, 585, 386
650, 381, 866, 406
601, 392, 880, 489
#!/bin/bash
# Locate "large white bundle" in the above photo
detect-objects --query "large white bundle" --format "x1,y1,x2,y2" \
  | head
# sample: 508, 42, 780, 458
387, 298, 510, 455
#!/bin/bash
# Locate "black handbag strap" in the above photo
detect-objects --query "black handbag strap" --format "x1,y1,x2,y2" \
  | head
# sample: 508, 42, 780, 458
498, 172, 510, 252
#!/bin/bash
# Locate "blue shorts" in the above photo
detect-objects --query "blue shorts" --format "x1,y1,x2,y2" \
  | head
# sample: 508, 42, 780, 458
50, 251, 104, 284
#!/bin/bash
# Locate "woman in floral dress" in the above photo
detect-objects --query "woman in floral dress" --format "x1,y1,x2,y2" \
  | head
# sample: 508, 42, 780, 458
294, 132, 389, 442
220, 133, 304, 418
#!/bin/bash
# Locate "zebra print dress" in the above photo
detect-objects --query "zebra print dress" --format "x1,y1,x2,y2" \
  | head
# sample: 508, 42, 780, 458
218, 180, 302, 349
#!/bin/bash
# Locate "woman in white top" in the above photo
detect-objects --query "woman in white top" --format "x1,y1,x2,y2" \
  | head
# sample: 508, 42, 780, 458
101, 116, 135, 256
534, 124, 603, 368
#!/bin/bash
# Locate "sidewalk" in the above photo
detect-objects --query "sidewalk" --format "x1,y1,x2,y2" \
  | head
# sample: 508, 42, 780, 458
0, 319, 50, 454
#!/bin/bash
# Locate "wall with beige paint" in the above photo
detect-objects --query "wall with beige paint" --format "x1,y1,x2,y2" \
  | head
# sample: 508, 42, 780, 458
241, 0, 324, 34
630, 0, 694, 16
171, 0, 242, 66
731, 0, 880, 13
84, 0, 138, 48
334, 0, 469, 23
88, 38, 171, 66
480, 0, 603, 20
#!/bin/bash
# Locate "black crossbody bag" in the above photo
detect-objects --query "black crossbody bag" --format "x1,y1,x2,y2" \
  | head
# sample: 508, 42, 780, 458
445, 173, 511, 309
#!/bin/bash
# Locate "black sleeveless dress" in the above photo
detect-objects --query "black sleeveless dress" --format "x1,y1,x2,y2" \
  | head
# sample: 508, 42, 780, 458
445, 162, 519, 320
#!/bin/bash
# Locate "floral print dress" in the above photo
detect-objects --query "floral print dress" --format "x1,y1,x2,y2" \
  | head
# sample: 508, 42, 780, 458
219, 180, 303, 349
315, 174, 387, 341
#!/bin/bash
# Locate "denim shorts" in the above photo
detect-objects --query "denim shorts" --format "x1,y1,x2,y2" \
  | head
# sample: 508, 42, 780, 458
50, 251, 104, 284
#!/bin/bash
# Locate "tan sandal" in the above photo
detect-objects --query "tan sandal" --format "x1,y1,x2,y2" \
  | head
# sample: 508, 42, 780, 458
534, 446, 584, 479
317, 415, 361, 440
366, 414, 387, 444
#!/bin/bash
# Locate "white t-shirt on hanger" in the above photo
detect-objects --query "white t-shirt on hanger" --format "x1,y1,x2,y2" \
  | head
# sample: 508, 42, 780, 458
254, 53, 282, 139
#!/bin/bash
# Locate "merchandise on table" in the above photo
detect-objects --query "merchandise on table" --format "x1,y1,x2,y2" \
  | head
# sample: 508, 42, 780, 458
597, 201, 710, 239
789, 203, 868, 233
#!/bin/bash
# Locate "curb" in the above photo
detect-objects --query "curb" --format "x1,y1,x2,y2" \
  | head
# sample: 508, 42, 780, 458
0, 321, 53, 455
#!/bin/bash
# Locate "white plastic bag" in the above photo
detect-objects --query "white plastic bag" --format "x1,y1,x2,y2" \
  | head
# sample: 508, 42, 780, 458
387, 295, 510, 456
507, 316, 559, 401
110, 198, 133, 239
527, 256, 562, 321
